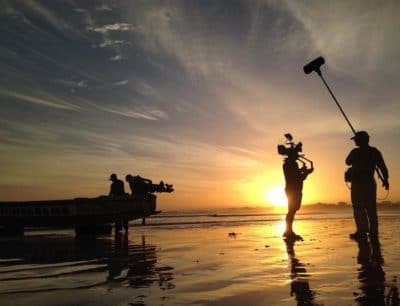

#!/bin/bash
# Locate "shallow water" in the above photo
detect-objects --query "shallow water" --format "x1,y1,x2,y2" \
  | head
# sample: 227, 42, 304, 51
0, 212, 399, 305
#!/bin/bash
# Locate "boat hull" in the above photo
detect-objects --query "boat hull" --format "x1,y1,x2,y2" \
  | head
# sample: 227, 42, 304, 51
0, 195, 158, 232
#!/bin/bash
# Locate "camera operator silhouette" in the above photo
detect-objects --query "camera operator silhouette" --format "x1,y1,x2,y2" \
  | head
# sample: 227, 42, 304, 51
278, 133, 314, 240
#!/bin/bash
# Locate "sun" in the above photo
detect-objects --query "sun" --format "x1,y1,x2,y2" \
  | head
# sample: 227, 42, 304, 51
264, 186, 287, 207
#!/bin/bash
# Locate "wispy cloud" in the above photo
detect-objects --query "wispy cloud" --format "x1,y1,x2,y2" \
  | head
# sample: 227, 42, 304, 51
22, 0, 71, 33
73, 8, 88, 13
55, 79, 87, 87
96, 4, 112, 12
121, 3, 214, 76
113, 80, 129, 86
135, 80, 162, 100
87, 22, 133, 34
0, 88, 81, 111
109, 54, 126, 61
106, 106, 168, 121
92, 103, 168, 121
98, 39, 129, 48
2, 2, 33, 26
268, 0, 400, 78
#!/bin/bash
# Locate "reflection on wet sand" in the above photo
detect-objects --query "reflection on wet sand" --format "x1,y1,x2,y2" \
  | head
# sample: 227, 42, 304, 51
0, 232, 174, 294
109, 234, 174, 289
284, 238, 322, 306
353, 236, 399, 306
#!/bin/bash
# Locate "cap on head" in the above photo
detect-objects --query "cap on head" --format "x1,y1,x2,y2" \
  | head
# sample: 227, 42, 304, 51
351, 131, 369, 141
109, 173, 117, 181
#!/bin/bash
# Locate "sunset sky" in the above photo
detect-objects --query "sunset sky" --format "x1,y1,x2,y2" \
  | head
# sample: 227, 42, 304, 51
1, 1, 399, 210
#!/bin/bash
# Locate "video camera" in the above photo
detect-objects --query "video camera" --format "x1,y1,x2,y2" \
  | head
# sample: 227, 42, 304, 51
277, 133, 303, 157
277, 133, 314, 170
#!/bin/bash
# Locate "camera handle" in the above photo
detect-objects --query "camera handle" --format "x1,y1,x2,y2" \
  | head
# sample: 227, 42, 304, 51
298, 155, 313, 170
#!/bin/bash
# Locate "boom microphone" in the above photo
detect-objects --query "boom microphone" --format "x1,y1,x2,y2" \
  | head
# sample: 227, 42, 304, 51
303, 57, 325, 75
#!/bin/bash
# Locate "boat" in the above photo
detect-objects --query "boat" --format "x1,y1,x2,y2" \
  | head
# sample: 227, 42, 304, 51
0, 194, 159, 236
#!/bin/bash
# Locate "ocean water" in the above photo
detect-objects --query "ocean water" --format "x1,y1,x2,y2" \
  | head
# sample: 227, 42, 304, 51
132, 207, 400, 227
1, 209, 400, 306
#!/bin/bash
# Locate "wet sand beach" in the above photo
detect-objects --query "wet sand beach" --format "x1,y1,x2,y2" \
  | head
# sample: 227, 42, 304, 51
0, 212, 399, 306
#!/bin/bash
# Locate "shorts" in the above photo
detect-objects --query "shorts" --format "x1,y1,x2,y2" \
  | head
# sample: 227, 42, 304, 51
285, 189, 302, 212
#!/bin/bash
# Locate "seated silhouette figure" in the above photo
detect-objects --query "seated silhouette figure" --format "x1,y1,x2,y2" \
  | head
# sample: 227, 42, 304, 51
125, 174, 174, 196
109, 173, 126, 197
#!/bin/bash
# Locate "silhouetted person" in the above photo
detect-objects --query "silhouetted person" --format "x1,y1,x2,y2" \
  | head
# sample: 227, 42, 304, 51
109, 173, 126, 232
284, 239, 321, 306
125, 174, 155, 225
283, 150, 313, 239
346, 131, 389, 239
109, 173, 125, 197
125, 174, 134, 195
125, 174, 153, 196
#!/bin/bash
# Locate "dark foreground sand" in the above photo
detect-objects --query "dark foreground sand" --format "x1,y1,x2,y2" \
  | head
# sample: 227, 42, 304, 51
0, 215, 399, 306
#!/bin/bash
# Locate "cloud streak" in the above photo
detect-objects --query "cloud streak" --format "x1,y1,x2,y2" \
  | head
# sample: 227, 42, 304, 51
0, 88, 81, 111
87, 22, 133, 34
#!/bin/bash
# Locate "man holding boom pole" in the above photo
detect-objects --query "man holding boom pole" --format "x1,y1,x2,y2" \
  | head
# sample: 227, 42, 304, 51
303, 57, 390, 240
346, 131, 389, 239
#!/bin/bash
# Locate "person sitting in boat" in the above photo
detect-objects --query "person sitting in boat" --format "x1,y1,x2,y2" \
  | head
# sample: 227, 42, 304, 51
125, 175, 174, 195
125, 174, 152, 195
109, 173, 126, 197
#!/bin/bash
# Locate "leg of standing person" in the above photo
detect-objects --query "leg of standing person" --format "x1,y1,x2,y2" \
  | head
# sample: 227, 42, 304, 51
285, 190, 301, 236
365, 182, 378, 237
285, 210, 295, 235
351, 183, 369, 237
285, 191, 294, 235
